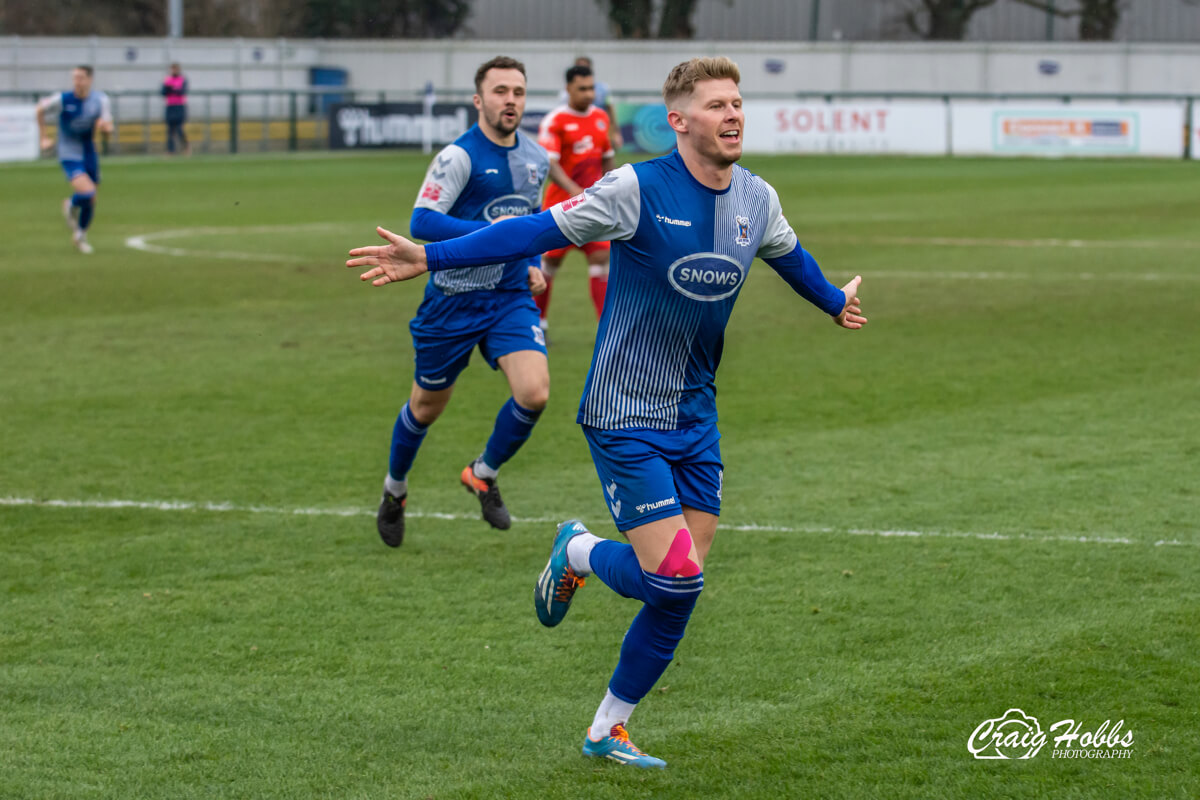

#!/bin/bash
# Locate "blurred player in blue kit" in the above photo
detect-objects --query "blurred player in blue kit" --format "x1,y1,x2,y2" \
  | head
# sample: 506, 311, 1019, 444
37, 65, 113, 254
371, 56, 551, 547
347, 57, 865, 767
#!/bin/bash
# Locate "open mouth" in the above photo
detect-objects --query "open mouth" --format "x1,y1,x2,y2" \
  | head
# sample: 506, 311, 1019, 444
720, 130, 741, 143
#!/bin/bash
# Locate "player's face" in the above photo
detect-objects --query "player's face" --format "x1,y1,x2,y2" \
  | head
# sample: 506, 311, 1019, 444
71, 69, 92, 97
566, 77, 596, 112
682, 78, 743, 167
474, 68, 526, 140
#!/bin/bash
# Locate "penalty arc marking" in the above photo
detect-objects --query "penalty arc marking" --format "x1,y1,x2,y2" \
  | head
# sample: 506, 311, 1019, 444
124, 223, 361, 263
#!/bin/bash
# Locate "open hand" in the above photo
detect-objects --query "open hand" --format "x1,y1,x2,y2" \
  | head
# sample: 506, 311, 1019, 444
834, 275, 867, 329
346, 227, 429, 287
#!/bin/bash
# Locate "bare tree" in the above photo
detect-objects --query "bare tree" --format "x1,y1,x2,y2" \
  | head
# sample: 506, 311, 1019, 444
900, 0, 1000, 40
1011, 0, 1127, 41
658, 0, 700, 39
596, 0, 654, 38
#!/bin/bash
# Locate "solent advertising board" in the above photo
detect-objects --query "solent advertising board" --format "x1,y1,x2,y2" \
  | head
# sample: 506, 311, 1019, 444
0, 105, 39, 163
951, 103, 1185, 158
742, 101, 948, 155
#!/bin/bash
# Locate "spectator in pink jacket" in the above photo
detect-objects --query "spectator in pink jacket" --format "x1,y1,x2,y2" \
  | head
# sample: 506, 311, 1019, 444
162, 62, 190, 155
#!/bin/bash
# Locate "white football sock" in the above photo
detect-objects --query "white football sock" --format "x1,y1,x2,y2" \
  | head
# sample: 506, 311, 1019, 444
566, 532, 604, 576
472, 458, 498, 481
588, 690, 637, 741
384, 474, 407, 497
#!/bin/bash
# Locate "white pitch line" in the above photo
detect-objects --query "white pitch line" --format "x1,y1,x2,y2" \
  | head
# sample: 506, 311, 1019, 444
1, 496, 1194, 550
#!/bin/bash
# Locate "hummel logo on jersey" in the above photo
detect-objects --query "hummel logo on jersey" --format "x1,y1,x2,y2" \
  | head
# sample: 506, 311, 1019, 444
655, 214, 692, 227
610, 500, 622, 517
606, 480, 618, 498
437, 155, 452, 167
636, 498, 677, 514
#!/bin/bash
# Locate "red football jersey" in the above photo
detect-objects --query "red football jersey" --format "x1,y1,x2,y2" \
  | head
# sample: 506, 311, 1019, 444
538, 104, 614, 209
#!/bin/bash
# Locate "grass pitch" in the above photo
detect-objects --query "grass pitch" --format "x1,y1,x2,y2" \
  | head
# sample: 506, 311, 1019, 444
1, 151, 1198, 799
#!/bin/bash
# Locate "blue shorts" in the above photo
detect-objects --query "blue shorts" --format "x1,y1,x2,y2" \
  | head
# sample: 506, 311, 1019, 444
60, 155, 99, 184
583, 424, 723, 532
409, 289, 546, 391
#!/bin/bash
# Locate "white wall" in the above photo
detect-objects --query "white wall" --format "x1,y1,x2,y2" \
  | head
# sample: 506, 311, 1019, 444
4, 37, 1198, 117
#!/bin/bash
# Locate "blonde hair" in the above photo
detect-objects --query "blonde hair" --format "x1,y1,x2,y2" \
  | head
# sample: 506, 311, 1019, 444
661, 57, 741, 108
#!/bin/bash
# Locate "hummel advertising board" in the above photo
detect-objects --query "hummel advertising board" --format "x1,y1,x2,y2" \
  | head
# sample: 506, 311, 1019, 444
0, 105, 39, 163
742, 101, 948, 155
329, 102, 478, 149
951, 102, 1185, 158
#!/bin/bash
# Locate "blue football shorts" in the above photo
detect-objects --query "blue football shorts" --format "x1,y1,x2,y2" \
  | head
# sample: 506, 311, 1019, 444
409, 289, 546, 391
582, 423, 723, 533
60, 154, 100, 184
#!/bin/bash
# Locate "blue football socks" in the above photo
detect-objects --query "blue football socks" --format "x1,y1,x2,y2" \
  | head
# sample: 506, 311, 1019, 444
588, 539, 704, 704
387, 401, 428, 484
481, 398, 542, 471
72, 192, 95, 231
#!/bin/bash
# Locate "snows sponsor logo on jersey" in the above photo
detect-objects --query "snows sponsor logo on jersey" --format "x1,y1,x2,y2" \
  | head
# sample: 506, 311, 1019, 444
666, 253, 746, 302
482, 194, 535, 222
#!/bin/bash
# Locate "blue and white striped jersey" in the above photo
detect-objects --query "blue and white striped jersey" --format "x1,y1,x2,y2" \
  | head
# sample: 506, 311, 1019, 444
41, 91, 112, 161
413, 125, 549, 295
550, 150, 801, 431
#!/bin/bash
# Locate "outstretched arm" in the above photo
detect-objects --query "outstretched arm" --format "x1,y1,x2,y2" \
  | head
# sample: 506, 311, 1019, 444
764, 245, 866, 329
347, 211, 571, 287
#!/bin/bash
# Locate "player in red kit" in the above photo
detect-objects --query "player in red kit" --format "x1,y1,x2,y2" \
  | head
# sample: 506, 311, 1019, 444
536, 64, 616, 334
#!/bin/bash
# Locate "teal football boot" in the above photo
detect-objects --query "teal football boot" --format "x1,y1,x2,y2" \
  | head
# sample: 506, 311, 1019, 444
582, 725, 667, 769
534, 519, 589, 627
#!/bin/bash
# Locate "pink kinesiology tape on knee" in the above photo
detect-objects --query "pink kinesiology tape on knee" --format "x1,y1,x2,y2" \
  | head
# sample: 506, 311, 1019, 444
655, 529, 701, 577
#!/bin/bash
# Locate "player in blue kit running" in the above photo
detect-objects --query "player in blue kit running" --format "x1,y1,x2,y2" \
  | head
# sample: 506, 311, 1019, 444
346, 57, 866, 766
37, 65, 113, 254
369, 56, 551, 547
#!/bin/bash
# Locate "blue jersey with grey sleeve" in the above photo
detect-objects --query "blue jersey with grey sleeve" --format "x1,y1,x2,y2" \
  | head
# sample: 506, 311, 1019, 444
426, 149, 846, 431
411, 125, 548, 296
549, 150, 843, 430
42, 91, 111, 162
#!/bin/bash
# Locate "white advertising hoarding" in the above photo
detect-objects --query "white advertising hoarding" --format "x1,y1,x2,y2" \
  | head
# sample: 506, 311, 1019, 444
743, 101, 948, 156
1192, 102, 1200, 160
951, 103, 1185, 158
0, 105, 39, 163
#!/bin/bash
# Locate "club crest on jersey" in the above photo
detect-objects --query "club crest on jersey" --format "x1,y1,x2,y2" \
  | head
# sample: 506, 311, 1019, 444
734, 215, 752, 247
527, 163, 540, 185
666, 253, 746, 302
